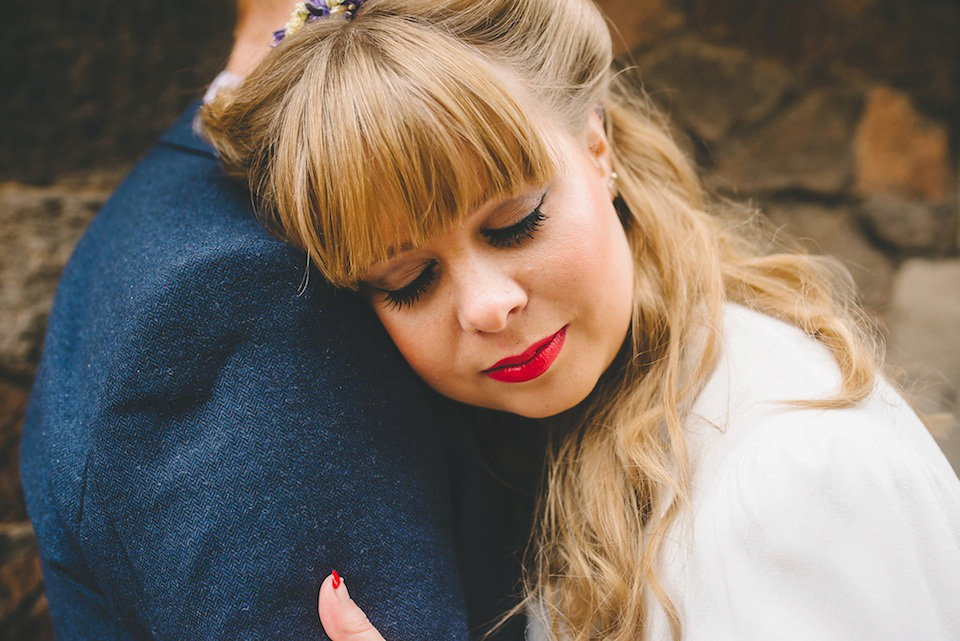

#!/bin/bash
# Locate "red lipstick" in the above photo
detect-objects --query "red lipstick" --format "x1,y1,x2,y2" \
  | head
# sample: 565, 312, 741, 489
483, 326, 567, 383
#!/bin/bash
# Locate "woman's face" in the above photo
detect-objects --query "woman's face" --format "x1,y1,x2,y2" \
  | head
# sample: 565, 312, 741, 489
360, 114, 634, 418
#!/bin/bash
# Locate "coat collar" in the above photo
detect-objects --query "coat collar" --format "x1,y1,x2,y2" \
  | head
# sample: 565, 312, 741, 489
159, 99, 216, 158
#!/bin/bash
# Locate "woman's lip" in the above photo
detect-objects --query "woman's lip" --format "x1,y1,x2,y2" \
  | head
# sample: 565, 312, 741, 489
482, 326, 567, 383
486, 328, 563, 370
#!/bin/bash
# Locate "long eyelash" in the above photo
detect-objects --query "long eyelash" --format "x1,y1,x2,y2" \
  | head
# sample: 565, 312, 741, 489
381, 262, 438, 310
482, 192, 548, 248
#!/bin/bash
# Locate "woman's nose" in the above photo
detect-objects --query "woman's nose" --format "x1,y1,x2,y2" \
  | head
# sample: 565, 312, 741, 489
454, 264, 527, 334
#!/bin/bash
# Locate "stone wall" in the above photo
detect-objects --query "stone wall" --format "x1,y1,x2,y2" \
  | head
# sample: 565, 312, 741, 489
1, 0, 957, 636
1, 1, 234, 635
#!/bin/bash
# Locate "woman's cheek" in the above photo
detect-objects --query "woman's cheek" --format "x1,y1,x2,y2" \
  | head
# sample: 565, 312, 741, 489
388, 323, 429, 372
547, 222, 607, 291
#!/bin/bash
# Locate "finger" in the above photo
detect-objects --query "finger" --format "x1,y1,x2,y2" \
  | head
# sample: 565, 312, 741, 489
317, 571, 387, 641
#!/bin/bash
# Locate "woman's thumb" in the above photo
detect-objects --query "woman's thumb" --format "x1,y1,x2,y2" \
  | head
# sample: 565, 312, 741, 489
318, 571, 387, 641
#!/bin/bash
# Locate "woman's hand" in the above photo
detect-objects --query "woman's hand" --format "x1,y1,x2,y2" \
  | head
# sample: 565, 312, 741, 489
317, 571, 387, 641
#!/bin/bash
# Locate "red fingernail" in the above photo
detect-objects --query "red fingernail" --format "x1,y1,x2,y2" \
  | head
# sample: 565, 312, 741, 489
332, 570, 341, 590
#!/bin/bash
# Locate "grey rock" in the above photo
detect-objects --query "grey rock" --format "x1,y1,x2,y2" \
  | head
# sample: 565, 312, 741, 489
764, 201, 893, 311
0, 523, 46, 634
0, 523, 37, 563
640, 36, 793, 142
885, 259, 960, 473
0, 183, 110, 378
858, 194, 957, 254
713, 88, 863, 195
0, 0, 233, 183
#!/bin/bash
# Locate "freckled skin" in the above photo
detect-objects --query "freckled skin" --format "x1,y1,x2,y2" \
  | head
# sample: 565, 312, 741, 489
365, 115, 634, 418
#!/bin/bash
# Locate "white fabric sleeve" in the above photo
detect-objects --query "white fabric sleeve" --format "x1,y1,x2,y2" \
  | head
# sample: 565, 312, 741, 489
680, 417, 960, 641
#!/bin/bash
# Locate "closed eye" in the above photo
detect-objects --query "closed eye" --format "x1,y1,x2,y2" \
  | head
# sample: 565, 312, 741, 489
481, 191, 548, 248
367, 191, 548, 311
371, 260, 439, 310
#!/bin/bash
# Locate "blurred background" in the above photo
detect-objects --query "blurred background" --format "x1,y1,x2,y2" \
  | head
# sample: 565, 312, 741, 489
1, 0, 957, 636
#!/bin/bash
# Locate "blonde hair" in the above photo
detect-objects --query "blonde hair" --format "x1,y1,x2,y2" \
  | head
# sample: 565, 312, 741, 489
201, 1, 882, 639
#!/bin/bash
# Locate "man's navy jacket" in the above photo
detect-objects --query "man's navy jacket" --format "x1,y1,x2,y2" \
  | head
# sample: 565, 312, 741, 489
20, 104, 526, 640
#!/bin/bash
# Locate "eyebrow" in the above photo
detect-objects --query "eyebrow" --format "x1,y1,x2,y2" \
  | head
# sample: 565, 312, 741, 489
384, 241, 415, 260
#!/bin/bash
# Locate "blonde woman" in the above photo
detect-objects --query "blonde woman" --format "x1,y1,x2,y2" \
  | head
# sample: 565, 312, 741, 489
201, 0, 960, 639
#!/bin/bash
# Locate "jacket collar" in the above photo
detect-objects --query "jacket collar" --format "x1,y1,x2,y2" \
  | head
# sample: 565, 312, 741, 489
159, 99, 216, 158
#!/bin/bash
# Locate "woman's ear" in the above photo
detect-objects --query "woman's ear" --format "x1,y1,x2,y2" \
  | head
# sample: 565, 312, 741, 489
583, 108, 611, 177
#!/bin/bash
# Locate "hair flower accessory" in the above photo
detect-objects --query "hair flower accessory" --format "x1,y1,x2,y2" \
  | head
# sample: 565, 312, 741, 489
272, 0, 366, 45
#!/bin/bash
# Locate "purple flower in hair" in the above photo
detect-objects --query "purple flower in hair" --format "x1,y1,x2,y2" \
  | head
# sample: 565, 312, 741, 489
305, 2, 331, 18
272, 0, 366, 46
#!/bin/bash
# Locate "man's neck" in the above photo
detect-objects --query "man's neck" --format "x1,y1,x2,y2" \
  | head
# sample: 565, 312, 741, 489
225, 0, 295, 76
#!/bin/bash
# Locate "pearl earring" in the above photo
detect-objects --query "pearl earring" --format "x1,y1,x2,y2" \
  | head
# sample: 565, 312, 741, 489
608, 171, 619, 198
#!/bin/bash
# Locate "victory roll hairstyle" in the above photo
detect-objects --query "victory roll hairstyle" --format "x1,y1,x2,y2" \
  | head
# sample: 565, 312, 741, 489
202, 1, 883, 639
